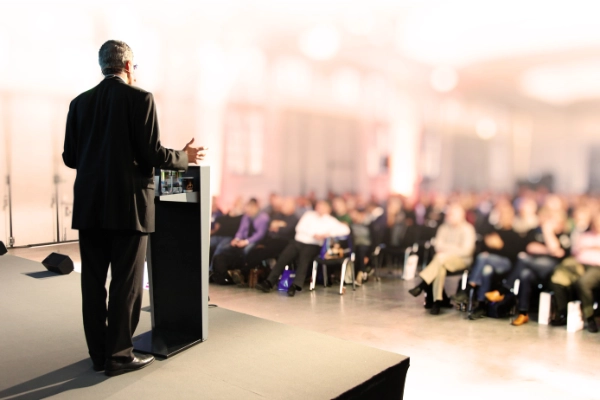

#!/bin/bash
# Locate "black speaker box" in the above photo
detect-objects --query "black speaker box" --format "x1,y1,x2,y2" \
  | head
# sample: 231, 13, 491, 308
42, 253, 74, 275
0, 241, 6, 256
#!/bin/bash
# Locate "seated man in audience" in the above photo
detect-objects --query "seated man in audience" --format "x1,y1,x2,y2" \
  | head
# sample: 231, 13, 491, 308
486, 208, 570, 326
572, 212, 600, 332
212, 198, 270, 284
453, 203, 526, 319
408, 203, 476, 315
255, 200, 350, 296
243, 197, 299, 274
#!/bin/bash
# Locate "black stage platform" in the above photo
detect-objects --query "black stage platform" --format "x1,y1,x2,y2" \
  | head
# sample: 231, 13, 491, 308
0, 255, 409, 399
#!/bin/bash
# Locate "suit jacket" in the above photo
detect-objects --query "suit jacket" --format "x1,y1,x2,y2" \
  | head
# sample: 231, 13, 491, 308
63, 76, 188, 233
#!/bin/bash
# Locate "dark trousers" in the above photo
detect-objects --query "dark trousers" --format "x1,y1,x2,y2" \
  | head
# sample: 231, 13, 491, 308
354, 245, 370, 273
469, 253, 512, 301
550, 282, 573, 316
575, 266, 600, 319
266, 240, 321, 287
245, 238, 291, 271
79, 229, 148, 365
504, 254, 559, 313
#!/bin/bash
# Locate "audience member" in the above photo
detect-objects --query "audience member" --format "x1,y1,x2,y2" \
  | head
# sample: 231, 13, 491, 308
255, 200, 350, 296
554, 212, 600, 332
212, 198, 269, 284
263, 192, 283, 218
350, 207, 372, 286
384, 196, 409, 247
332, 197, 352, 225
408, 203, 476, 315
295, 196, 313, 217
512, 197, 539, 236
211, 196, 223, 231
487, 208, 570, 326
210, 197, 244, 271
548, 205, 592, 326
243, 197, 299, 275
454, 203, 526, 319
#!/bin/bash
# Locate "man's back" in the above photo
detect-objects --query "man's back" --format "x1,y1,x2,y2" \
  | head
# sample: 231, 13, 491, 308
63, 77, 187, 232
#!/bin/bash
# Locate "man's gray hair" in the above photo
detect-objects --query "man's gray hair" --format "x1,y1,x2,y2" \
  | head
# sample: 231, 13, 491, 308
98, 40, 133, 75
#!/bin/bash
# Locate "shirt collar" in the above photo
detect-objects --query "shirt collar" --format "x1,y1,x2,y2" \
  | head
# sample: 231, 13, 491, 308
104, 74, 126, 83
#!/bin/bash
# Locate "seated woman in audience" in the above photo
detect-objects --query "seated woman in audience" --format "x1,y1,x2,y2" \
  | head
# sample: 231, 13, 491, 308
255, 200, 350, 297
549, 211, 600, 332
408, 203, 476, 315
547, 205, 592, 326
486, 208, 571, 326
454, 203, 526, 319
574, 212, 600, 333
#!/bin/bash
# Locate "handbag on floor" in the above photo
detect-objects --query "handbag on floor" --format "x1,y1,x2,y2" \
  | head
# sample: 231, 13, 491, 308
278, 267, 296, 291
248, 268, 261, 288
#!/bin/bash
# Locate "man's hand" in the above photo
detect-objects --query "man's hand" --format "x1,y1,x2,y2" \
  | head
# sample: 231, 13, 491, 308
230, 238, 249, 248
269, 220, 287, 232
484, 233, 503, 250
183, 138, 207, 164
314, 234, 328, 241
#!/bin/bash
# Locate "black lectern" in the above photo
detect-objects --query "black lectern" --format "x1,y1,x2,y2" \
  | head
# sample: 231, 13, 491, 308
134, 165, 210, 358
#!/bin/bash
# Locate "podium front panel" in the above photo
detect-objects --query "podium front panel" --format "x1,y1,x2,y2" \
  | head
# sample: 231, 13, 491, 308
136, 165, 209, 357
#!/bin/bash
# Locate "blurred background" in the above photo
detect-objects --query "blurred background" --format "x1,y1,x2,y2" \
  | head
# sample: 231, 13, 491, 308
2, 0, 600, 246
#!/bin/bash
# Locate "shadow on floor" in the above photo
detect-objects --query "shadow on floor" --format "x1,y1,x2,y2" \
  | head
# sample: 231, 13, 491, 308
0, 359, 108, 400
23, 271, 61, 279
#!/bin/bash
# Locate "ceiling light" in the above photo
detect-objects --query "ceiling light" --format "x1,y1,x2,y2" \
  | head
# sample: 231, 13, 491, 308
476, 118, 497, 140
520, 59, 600, 105
430, 66, 458, 93
299, 24, 341, 61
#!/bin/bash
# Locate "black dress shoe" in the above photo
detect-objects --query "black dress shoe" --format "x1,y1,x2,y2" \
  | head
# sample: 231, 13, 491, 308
430, 302, 441, 315
93, 363, 105, 372
255, 280, 272, 293
550, 315, 567, 327
287, 285, 296, 297
468, 306, 487, 320
105, 354, 155, 377
440, 299, 453, 309
409, 286, 423, 297
451, 290, 468, 304
587, 317, 599, 333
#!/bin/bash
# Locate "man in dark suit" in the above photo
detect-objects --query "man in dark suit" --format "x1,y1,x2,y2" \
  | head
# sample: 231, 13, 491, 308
63, 40, 206, 376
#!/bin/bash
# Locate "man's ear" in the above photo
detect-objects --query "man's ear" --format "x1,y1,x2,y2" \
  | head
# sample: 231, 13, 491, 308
124, 60, 133, 74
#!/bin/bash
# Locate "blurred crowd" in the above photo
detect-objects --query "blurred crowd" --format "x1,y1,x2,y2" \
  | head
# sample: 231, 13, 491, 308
209, 188, 600, 332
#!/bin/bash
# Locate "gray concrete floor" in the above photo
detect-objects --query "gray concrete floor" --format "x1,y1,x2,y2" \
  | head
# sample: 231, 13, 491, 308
9, 243, 600, 400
